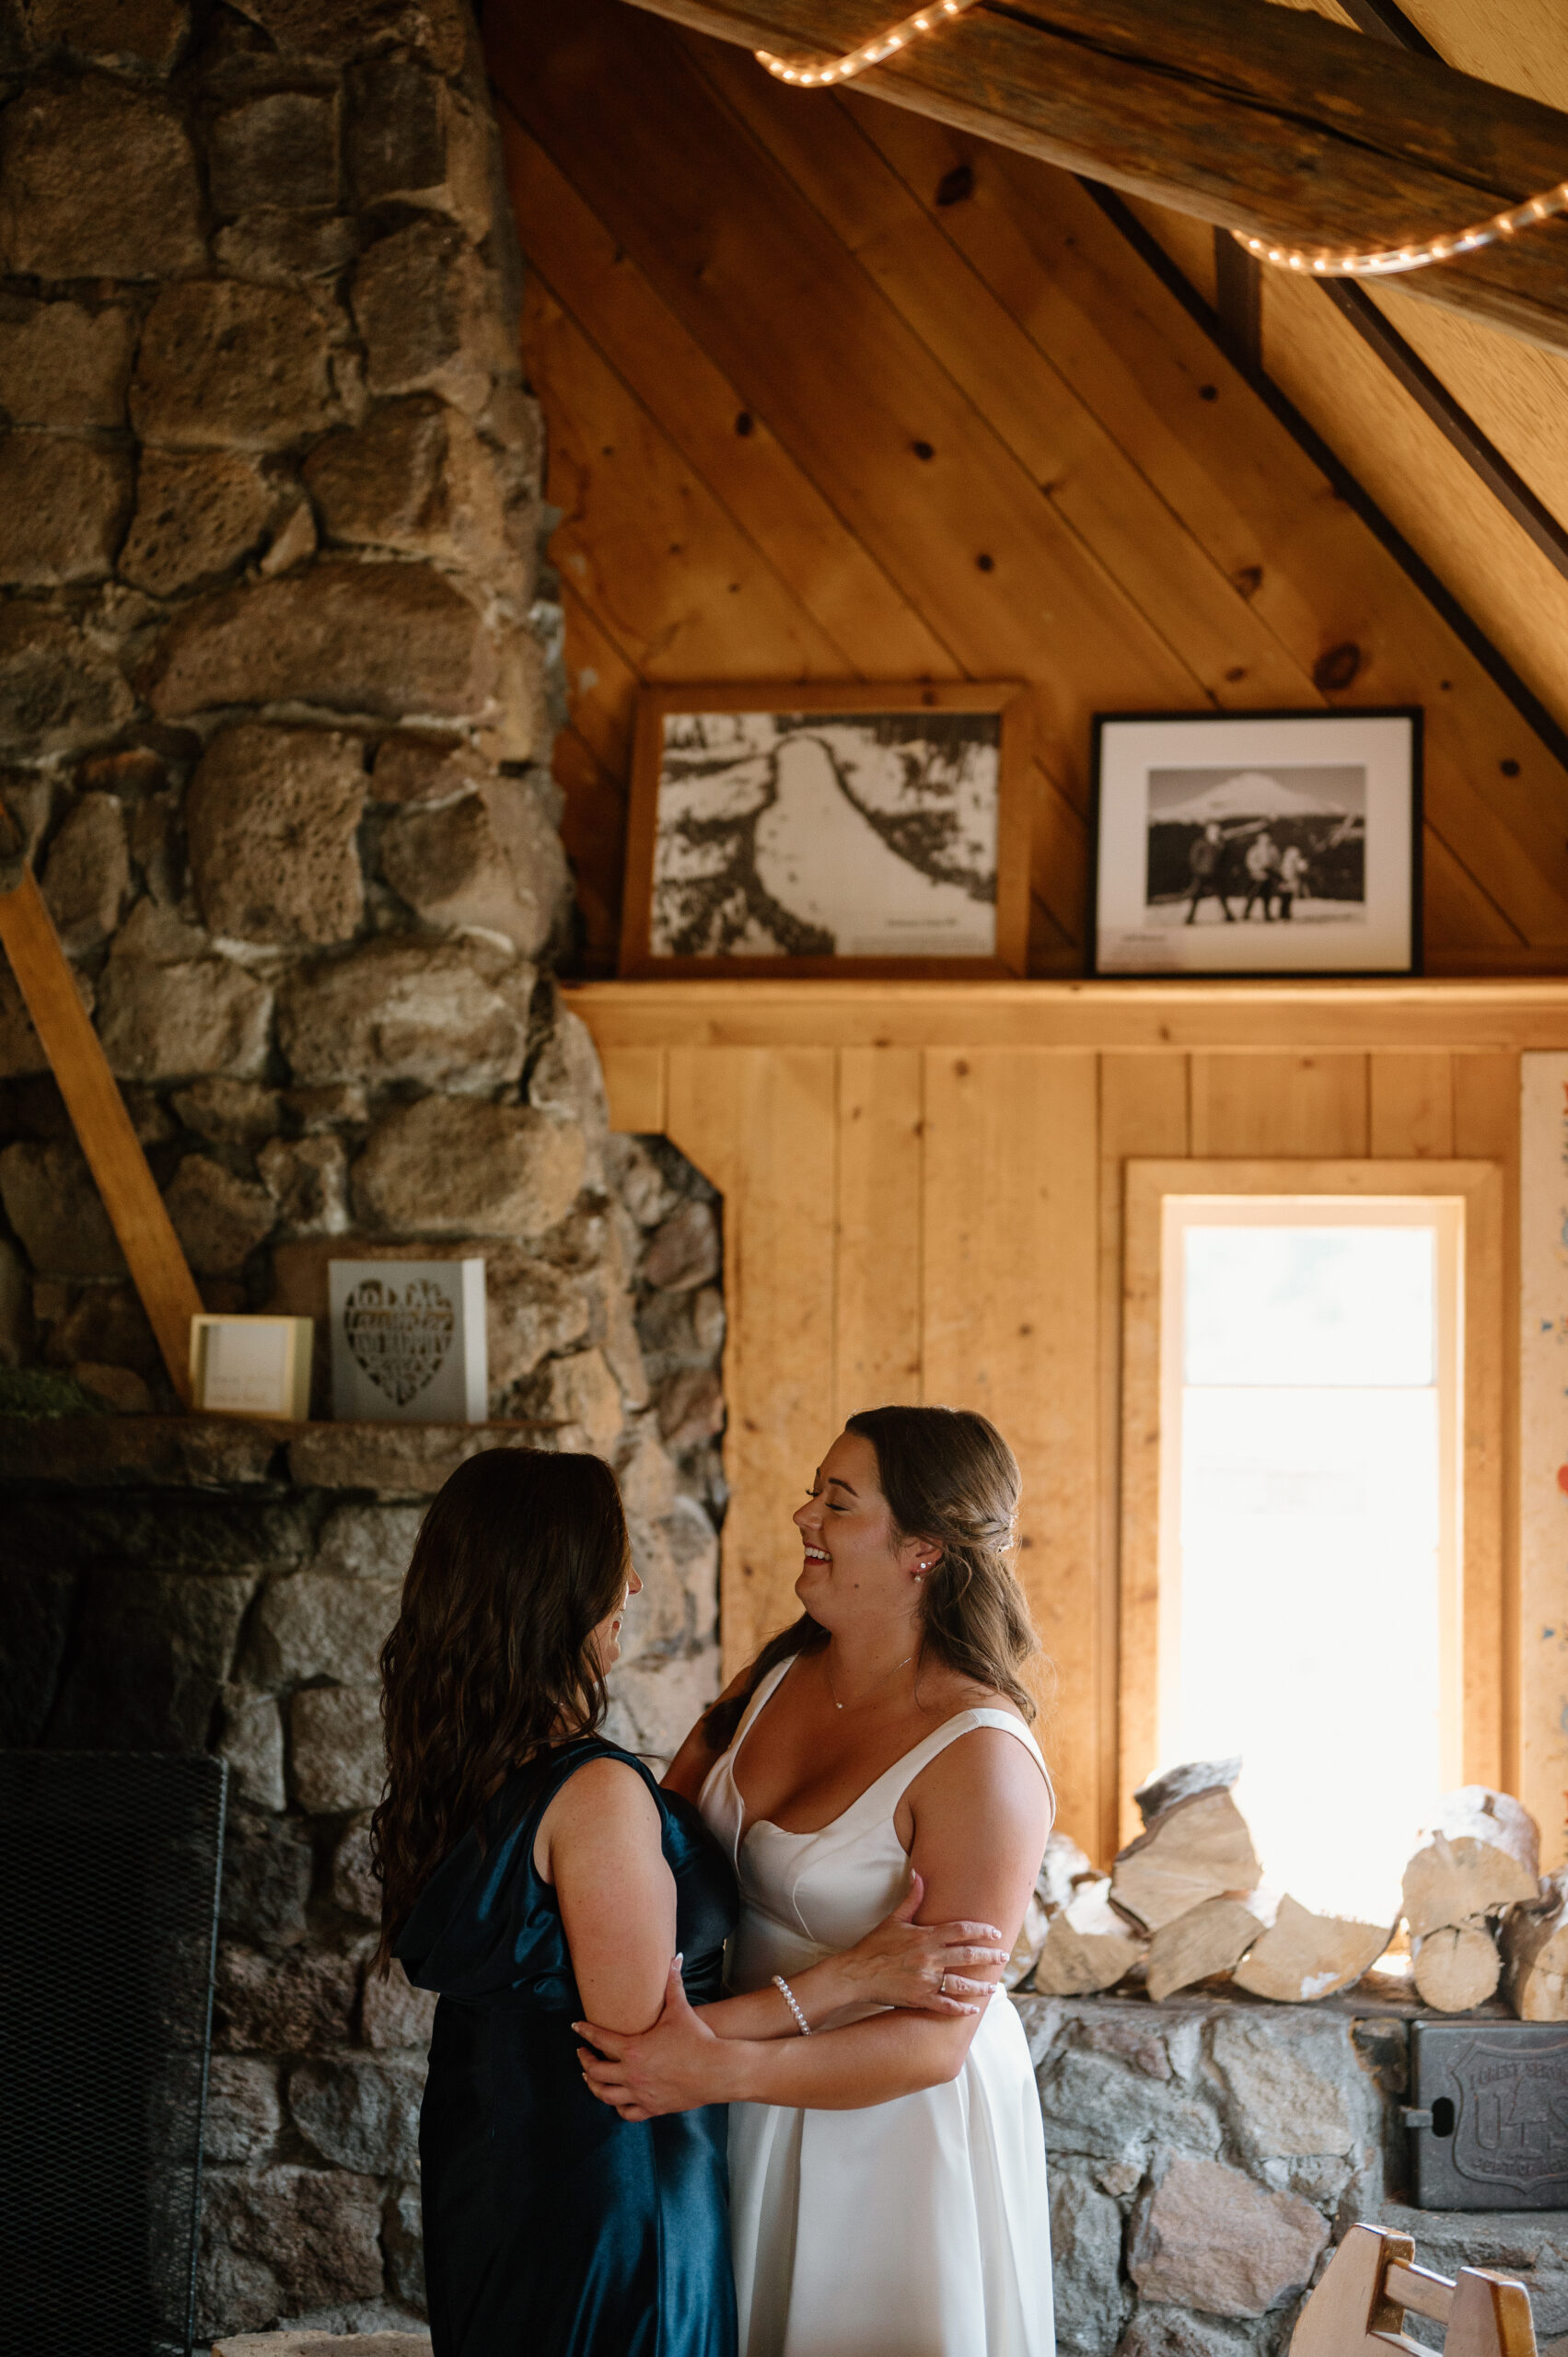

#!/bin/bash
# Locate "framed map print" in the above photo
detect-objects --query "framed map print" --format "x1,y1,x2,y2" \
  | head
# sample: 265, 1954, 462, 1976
619, 682, 1031, 979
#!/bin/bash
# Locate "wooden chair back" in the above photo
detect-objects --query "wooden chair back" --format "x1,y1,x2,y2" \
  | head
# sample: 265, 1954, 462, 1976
1293, 2226, 1536, 2357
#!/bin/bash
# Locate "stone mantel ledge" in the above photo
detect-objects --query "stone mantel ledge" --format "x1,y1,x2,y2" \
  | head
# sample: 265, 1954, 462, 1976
214, 2339, 432, 2357
0, 1414, 562, 1496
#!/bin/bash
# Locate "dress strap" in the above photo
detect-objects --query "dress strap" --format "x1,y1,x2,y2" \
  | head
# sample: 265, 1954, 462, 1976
843, 1706, 1054, 1825
726, 1654, 795, 1759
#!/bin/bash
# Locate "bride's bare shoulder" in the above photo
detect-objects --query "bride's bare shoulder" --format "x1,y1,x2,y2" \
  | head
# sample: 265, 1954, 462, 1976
916, 1664, 1028, 1723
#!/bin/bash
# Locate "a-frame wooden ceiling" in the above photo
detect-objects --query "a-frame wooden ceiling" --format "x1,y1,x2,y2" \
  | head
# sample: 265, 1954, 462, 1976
1208, 0, 1568, 793
484, 0, 1568, 977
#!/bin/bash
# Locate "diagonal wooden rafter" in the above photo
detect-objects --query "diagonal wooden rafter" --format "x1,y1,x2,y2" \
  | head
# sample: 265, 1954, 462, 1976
612, 0, 1568, 355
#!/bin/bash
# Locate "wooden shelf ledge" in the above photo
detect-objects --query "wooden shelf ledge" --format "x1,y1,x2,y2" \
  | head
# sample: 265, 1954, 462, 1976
564, 975, 1568, 1053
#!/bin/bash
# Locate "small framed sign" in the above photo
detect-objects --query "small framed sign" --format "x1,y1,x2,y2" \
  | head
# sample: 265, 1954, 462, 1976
191, 1316, 313, 1420
329, 1259, 488, 1422
619, 681, 1032, 978
1090, 707, 1422, 977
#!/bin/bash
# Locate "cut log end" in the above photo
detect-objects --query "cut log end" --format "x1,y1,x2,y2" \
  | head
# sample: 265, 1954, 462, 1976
1501, 1874, 1568, 2020
1231, 1894, 1391, 2003
1111, 1785, 1261, 1933
1028, 1872, 1146, 1995
1411, 1918, 1502, 2012
1028, 1921, 1146, 1996
1402, 1790, 1540, 1938
1144, 1895, 1262, 2003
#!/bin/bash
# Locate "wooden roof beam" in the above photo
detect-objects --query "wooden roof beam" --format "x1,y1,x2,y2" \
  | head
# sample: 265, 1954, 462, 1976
613, 0, 1568, 355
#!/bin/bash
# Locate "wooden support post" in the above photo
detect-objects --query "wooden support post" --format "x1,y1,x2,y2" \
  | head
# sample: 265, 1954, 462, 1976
0, 865, 203, 1406
1213, 230, 1261, 374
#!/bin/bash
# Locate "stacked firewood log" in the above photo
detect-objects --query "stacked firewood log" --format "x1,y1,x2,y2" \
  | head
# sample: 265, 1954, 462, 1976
1402, 1789, 1539, 2009
1014, 1762, 1567, 2017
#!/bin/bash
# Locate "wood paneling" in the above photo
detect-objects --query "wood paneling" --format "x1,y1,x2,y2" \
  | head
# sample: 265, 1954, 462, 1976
666, 1047, 839, 1672
834, 1048, 924, 1418
1369, 1051, 1455, 1156
921, 1051, 1101, 1822
599, 1045, 668, 1134
1098, 1052, 1190, 1859
1189, 1052, 1369, 1154
578, 986, 1563, 1855
1263, 267, 1568, 761
1453, 1051, 1523, 1806
489, 0, 1568, 978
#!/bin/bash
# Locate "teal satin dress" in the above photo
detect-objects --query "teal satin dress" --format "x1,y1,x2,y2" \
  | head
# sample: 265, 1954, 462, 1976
397, 1738, 739, 2357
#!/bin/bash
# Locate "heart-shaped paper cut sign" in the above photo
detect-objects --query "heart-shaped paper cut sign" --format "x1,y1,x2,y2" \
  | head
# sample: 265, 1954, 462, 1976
343, 1276, 455, 1407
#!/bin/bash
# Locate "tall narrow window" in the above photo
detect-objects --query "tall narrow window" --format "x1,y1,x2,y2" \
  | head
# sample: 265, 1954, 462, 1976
1157, 1196, 1463, 1920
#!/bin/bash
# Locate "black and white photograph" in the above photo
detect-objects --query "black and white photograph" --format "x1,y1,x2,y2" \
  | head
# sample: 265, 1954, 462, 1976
620, 683, 1030, 976
1091, 709, 1421, 976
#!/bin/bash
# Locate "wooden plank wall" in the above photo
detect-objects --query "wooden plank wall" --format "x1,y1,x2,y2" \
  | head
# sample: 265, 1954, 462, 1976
586, 1012, 1525, 1865
485, 0, 1568, 981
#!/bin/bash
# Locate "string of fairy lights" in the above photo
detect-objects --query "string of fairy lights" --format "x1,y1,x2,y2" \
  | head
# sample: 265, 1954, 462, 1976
755, 0, 981, 88
754, 4, 1568, 280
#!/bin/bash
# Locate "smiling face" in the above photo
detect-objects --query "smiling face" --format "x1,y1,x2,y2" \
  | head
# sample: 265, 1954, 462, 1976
793, 1430, 936, 1635
590, 1560, 643, 1675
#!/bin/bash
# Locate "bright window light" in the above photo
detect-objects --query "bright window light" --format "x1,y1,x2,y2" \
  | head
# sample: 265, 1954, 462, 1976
1159, 1200, 1462, 1923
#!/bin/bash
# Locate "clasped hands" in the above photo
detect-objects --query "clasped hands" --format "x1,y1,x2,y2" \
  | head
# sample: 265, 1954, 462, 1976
575, 1872, 1007, 2120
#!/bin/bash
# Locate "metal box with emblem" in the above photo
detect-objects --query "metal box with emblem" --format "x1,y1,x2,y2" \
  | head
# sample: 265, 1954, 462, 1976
1408, 2020, 1568, 2210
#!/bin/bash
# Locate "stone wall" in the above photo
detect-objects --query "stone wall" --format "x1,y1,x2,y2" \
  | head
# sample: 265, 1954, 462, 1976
3, 1385, 725, 2341
0, 0, 729, 2339
1022, 1990, 1568, 2357
0, 0, 581, 1409
0, 0, 731, 1751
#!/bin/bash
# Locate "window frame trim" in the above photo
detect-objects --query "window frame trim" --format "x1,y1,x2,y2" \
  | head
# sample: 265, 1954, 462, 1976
1120, 1157, 1504, 1850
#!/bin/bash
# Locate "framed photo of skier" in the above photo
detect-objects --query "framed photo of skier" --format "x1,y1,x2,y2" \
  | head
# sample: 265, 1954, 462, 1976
618, 681, 1032, 979
1088, 707, 1422, 978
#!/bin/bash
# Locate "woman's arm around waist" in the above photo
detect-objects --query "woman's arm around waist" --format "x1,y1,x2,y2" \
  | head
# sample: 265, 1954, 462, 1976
580, 1723, 1050, 2113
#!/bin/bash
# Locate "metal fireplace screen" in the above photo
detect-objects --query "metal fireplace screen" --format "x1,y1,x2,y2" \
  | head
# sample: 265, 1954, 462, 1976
0, 1752, 227, 2357
1409, 2019, 1568, 2209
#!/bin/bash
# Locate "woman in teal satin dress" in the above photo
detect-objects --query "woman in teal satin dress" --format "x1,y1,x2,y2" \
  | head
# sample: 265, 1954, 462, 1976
375, 1448, 737, 2357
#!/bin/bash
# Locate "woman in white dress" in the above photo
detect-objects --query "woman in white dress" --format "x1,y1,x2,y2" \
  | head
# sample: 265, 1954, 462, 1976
577, 1405, 1055, 2357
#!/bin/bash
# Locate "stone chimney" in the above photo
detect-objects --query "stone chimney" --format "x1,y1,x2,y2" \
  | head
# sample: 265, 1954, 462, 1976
0, 0, 725, 2332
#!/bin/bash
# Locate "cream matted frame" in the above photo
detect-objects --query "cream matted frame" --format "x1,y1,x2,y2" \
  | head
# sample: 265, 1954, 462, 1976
1120, 1158, 1504, 1845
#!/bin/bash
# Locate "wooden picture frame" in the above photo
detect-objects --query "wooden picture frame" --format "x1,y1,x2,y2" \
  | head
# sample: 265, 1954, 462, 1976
618, 681, 1032, 980
1089, 706, 1423, 978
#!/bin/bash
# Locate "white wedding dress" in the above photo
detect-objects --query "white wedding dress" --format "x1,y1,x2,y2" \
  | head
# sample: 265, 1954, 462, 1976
699, 1658, 1055, 2357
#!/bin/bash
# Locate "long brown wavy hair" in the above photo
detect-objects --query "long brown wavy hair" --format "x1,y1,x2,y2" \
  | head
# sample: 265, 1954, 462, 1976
372, 1446, 631, 1970
702, 1403, 1041, 1753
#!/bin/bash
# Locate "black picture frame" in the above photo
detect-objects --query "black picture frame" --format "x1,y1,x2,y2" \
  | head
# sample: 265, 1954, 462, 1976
1087, 706, 1423, 979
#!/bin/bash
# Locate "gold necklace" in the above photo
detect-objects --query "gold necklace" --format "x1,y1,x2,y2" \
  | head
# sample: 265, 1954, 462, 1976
824, 1650, 914, 1712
